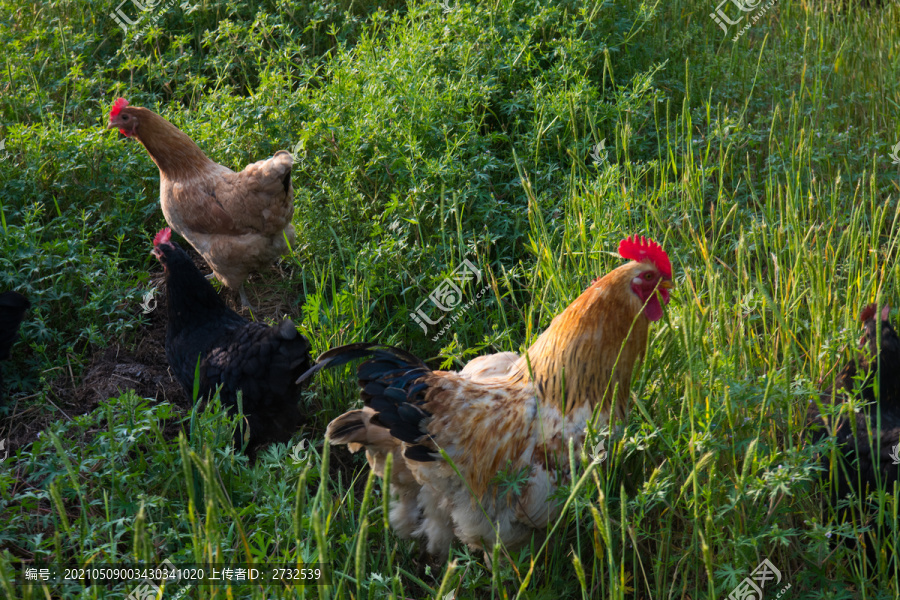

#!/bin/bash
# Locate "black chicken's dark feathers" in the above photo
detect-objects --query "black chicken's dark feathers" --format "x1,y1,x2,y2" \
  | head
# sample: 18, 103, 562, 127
808, 304, 900, 560
156, 239, 312, 453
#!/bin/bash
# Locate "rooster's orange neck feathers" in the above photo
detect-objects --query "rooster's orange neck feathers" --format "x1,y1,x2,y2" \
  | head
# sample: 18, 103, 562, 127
129, 107, 214, 177
509, 263, 651, 420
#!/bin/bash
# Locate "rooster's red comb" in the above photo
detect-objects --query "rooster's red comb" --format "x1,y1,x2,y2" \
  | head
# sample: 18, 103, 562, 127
618, 235, 671, 278
110, 98, 129, 118
153, 227, 172, 246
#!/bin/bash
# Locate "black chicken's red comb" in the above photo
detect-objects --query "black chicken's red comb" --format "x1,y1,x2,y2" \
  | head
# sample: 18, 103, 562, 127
860, 303, 891, 323
618, 235, 671, 278
110, 97, 129, 118
860, 304, 877, 323
153, 227, 172, 246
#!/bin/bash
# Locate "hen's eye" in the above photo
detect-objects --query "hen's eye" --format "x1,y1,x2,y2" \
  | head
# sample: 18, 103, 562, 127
122, 115, 129, 120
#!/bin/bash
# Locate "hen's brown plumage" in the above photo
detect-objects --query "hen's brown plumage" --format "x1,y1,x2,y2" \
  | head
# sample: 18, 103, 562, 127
313, 237, 674, 560
108, 98, 295, 307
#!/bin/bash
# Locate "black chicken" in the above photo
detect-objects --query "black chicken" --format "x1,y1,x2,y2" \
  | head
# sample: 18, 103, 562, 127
0, 291, 30, 404
808, 303, 900, 558
152, 228, 312, 453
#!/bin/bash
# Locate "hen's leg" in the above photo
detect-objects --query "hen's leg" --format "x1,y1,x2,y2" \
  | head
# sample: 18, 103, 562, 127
239, 285, 257, 312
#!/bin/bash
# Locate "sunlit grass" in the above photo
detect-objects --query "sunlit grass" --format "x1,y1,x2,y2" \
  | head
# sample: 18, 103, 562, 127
1, 0, 899, 597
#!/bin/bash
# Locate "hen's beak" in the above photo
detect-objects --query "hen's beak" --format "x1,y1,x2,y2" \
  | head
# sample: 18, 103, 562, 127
107, 118, 126, 134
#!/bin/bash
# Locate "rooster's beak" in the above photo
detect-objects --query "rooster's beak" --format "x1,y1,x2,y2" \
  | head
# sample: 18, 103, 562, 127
659, 280, 674, 291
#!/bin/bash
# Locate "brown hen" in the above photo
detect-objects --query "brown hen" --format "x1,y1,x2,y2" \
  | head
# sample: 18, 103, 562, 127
108, 98, 295, 308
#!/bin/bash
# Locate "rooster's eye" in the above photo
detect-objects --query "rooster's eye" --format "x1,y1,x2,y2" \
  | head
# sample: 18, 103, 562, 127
644, 272, 654, 280
122, 115, 129, 120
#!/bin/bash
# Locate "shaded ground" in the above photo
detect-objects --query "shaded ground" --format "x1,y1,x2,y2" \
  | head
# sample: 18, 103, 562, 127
0, 247, 312, 457
0, 249, 212, 454
1, 280, 189, 457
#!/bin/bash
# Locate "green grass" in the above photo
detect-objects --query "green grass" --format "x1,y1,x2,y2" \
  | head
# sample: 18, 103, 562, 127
1, 0, 900, 597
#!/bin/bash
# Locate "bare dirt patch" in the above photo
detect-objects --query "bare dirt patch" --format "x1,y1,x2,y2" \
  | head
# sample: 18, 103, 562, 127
1, 291, 189, 455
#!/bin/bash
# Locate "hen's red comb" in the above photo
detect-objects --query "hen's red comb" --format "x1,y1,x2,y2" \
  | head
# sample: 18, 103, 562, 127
618, 235, 671, 278
110, 98, 129, 118
153, 227, 172, 246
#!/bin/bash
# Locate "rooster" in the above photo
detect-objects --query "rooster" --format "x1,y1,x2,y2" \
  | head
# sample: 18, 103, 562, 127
0, 291, 30, 405
808, 303, 900, 557
109, 98, 295, 308
152, 228, 312, 452
304, 236, 674, 560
